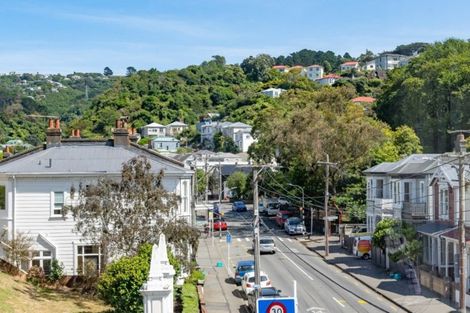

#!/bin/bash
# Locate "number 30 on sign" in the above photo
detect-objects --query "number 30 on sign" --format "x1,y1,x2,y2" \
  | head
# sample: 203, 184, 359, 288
268, 302, 287, 313
257, 297, 295, 313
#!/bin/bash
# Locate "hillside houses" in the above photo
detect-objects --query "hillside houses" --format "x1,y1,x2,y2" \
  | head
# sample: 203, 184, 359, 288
198, 119, 255, 153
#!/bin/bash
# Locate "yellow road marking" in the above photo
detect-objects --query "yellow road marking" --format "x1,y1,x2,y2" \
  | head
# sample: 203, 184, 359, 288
358, 299, 367, 304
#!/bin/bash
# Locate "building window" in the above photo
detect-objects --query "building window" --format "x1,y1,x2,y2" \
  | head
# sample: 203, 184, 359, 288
31, 250, 53, 274
77, 245, 101, 275
419, 181, 425, 202
376, 179, 384, 199
404, 182, 410, 203
182, 181, 188, 213
440, 189, 449, 217
0, 185, 5, 210
53, 192, 64, 216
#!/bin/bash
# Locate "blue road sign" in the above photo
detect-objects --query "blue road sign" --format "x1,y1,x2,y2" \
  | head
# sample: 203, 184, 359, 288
226, 232, 232, 244
257, 297, 296, 313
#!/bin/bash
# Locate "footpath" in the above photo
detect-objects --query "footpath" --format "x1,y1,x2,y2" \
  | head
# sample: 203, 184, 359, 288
301, 235, 457, 313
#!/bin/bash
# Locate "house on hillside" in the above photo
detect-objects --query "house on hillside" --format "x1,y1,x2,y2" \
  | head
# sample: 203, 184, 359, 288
316, 74, 341, 86
234, 130, 255, 153
363, 154, 439, 233
362, 60, 376, 71
141, 122, 166, 137
151, 137, 180, 153
351, 96, 376, 104
272, 65, 289, 73
303, 65, 324, 81
0, 119, 193, 276
221, 122, 252, 141
166, 121, 188, 137
340, 61, 359, 71
261, 88, 285, 98
374, 53, 409, 70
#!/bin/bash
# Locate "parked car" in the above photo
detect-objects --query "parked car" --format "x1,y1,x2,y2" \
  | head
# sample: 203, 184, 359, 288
266, 203, 280, 216
284, 217, 306, 235
232, 201, 247, 212
278, 197, 289, 205
247, 287, 282, 312
258, 202, 266, 214
276, 210, 294, 227
212, 203, 220, 215
252, 236, 276, 254
242, 271, 271, 295
234, 260, 255, 284
213, 218, 227, 231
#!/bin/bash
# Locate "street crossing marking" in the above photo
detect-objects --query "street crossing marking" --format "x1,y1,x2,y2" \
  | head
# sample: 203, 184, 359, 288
332, 297, 346, 308
245, 238, 250, 242
358, 299, 367, 304
287, 238, 292, 242
275, 247, 314, 280
277, 237, 284, 242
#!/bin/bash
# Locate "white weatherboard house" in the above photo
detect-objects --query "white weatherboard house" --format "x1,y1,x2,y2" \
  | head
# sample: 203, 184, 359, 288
0, 119, 193, 276
141, 122, 166, 137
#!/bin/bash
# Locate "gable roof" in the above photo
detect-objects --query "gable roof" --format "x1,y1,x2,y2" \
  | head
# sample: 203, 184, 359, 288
272, 65, 288, 69
341, 61, 359, 66
143, 122, 165, 128
0, 140, 190, 176
152, 137, 180, 142
320, 74, 342, 79
364, 154, 439, 175
167, 121, 187, 127
224, 122, 251, 128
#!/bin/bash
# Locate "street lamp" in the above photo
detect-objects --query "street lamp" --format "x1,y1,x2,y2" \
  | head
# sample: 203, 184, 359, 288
288, 183, 306, 232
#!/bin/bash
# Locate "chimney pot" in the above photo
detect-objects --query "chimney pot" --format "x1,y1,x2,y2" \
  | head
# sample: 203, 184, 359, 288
113, 118, 130, 146
46, 119, 61, 146
48, 119, 54, 129
55, 119, 60, 129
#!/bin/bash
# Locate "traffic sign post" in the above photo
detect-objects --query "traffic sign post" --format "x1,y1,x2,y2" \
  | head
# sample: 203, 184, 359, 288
257, 297, 296, 313
226, 232, 232, 265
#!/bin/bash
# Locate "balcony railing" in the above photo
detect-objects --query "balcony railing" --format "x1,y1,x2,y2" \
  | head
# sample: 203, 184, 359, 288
367, 198, 394, 216
402, 202, 426, 222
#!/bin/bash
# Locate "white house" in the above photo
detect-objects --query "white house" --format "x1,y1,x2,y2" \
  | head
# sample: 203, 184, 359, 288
221, 122, 252, 141
151, 137, 180, 153
340, 61, 359, 71
261, 88, 285, 98
166, 121, 188, 137
303, 65, 324, 81
363, 154, 438, 233
141, 122, 166, 137
272, 65, 289, 73
374, 53, 409, 70
0, 119, 193, 276
316, 74, 341, 86
234, 130, 256, 153
362, 60, 376, 71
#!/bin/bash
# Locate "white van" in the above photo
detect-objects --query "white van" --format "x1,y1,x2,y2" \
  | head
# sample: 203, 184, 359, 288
352, 236, 372, 259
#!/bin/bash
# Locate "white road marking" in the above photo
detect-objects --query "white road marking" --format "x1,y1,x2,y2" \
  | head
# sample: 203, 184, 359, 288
291, 248, 298, 253
307, 307, 326, 313
287, 238, 293, 242
237, 238, 241, 242
219, 239, 224, 242
277, 237, 284, 242
332, 297, 346, 308
275, 247, 314, 280
245, 238, 250, 242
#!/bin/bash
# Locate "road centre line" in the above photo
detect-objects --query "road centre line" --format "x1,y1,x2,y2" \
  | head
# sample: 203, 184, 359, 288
275, 247, 314, 281
332, 297, 346, 308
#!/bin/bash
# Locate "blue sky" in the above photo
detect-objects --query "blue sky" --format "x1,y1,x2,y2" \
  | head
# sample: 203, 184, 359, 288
1, 0, 469, 74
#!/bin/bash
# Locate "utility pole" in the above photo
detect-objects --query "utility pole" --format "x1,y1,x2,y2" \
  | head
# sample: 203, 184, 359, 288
318, 154, 337, 257
448, 130, 470, 313
253, 168, 261, 300
204, 154, 209, 204
219, 161, 222, 204
288, 183, 305, 224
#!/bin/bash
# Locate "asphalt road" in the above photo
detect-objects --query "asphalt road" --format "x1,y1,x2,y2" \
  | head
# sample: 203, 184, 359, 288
203, 203, 406, 313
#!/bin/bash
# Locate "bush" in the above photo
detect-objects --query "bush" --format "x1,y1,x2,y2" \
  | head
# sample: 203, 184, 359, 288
47, 259, 64, 283
181, 282, 199, 313
27, 265, 45, 286
97, 250, 150, 313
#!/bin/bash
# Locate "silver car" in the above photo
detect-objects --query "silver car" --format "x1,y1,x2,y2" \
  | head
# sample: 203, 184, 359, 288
284, 217, 306, 235
253, 237, 276, 254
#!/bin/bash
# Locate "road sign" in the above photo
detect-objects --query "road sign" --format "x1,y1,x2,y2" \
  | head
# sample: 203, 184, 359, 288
257, 297, 296, 313
226, 232, 232, 244
322, 216, 338, 221
208, 211, 213, 220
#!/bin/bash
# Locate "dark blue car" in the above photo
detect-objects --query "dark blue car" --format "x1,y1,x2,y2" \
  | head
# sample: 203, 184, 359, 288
232, 201, 247, 212
234, 260, 255, 284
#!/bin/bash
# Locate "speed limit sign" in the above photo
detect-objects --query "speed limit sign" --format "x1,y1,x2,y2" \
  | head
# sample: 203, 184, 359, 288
257, 297, 295, 313
267, 302, 287, 313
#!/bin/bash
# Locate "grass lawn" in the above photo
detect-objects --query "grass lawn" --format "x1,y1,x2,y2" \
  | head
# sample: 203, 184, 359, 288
0, 271, 109, 313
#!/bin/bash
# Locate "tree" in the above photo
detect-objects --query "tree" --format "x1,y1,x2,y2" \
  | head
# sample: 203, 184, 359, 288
103, 67, 113, 76
227, 171, 248, 199
68, 156, 198, 267
240, 54, 275, 82
126, 66, 137, 76
211, 55, 226, 67
213, 132, 240, 153
357, 50, 375, 63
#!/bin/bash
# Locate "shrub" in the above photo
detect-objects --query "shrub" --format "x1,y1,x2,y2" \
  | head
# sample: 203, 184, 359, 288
181, 282, 199, 313
27, 265, 45, 286
47, 259, 64, 283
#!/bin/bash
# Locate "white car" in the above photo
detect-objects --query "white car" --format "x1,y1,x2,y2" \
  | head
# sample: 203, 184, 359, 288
266, 203, 279, 216
284, 217, 306, 235
242, 271, 271, 295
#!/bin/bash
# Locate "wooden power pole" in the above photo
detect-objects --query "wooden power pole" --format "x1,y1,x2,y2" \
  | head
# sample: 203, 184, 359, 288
318, 154, 337, 257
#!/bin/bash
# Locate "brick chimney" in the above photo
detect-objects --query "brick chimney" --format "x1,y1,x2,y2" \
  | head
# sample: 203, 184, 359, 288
128, 127, 139, 143
46, 118, 61, 146
70, 129, 81, 139
3, 146, 12, 159
113, 118, 130, 146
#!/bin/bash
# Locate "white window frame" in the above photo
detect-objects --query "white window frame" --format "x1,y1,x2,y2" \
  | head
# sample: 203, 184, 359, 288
51, 191, 65, 217
375, 179, 384, 199
439, 188, 449, 219
31, 250, 53, 274
76, 245, 101, 275
182, 181, 189, 213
